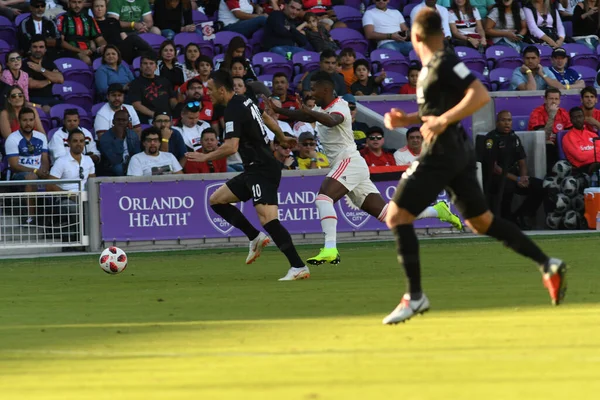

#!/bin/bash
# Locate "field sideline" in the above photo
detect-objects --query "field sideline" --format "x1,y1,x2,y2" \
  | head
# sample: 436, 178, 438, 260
0, 235, 599, 400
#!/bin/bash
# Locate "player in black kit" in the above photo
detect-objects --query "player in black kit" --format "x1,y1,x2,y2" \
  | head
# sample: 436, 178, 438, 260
381, 9, 567, 325
185, 70, 310, 281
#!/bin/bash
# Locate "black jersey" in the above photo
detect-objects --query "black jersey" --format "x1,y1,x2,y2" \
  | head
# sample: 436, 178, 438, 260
224, 95, 277, 169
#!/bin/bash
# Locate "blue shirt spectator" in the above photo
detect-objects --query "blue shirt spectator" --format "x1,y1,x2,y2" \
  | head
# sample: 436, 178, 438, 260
548, 47, 585, 90
510, 65, 555, 90
509, 46, 563, 91
5, 129, 48, 174
97, 110, 141, 176
94, 45, 135, 97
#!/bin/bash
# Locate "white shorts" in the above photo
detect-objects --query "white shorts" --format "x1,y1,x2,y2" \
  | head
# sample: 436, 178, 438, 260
326, 155, 379, 207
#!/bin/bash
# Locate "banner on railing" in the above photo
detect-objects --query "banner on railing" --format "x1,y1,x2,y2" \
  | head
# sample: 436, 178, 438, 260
99, 176, 455, 241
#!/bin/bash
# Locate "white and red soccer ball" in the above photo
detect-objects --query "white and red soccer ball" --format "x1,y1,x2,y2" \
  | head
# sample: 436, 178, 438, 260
99, 246, 128, 274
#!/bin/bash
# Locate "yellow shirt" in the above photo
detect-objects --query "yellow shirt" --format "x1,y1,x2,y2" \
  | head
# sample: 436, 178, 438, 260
297, 152, 330, 170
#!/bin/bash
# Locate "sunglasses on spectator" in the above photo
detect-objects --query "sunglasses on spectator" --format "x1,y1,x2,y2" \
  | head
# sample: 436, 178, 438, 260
145, 137, 160, 143
368, 135, 383, 140
186, 101, 200, 110
10, 93, 24, 99
349, 105, 356, 111
79, 166, 84, 180
301, 142, 316, 147
8, 56, 21, 62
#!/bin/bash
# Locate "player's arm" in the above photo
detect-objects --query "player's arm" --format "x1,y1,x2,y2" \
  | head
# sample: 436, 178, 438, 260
185, 138, 239, 163
301, 106, 344, 128
262, 112, 297, 148
266, 96, 316, 123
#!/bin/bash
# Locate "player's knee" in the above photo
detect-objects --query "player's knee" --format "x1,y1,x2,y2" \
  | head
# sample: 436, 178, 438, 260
209, 192, 224, 205
256, 205, 278, 226
465, 212, 493, 234
385, 203, 414, 229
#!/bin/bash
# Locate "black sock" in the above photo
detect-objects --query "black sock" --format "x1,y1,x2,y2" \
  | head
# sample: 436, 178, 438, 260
263, 219, 304, 268
210, 204, 260, 241
486, 217, 549, 266
393, 224, 422, 297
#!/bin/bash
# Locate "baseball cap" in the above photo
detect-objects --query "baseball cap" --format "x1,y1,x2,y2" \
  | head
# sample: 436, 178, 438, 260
342, 93, 356, 105
153, 111, 171, 120
298, 132, 315, 143
552, 48, 568, 58
107, 83, 127, 94
30, 0, 46, 7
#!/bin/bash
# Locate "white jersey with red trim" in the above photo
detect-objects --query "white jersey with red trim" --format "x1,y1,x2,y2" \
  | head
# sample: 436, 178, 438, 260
315, 97, 359, 165
393, 146, 420, 167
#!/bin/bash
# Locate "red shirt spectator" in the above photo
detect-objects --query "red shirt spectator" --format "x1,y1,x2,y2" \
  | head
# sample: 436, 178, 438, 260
303, 0, 331, 15
399, 83, 416, 95
184, 157, 227, 173
528, 105, 571, 143
359, 127, 396, 167
562, 108, 600, 168
584, 108, 600, 133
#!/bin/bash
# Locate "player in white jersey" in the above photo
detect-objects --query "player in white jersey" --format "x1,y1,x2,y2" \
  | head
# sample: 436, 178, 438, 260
268, 72, 462, 265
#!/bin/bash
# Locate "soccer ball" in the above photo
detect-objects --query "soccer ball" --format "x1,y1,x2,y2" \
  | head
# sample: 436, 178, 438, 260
563, 210, 583, 230
546, 212, 563, 230
99, 246, 128, 274
571, 194, 585, 213
543, 176, 561, 198
554, 193, 571, 214
552, 160, 572, 179
560, 176, 579, 197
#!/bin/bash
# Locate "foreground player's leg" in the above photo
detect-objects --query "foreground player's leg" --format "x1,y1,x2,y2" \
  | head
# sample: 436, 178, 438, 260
467, 212, 567, 306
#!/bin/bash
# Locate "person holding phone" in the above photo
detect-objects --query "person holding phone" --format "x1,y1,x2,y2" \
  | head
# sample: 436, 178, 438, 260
362, 0, 413, 56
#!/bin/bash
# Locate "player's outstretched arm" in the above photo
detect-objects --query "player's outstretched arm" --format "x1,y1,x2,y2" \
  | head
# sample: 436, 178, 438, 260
384, 109, 421, 129
262, 112, 298, 148
301, 105, 344, 127
264, 96, 317, 123
185, 138, 239, 163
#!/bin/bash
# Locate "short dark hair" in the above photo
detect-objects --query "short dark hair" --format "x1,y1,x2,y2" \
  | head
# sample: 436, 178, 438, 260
340, 48, 356, 58
320, 49, 337, 61
412, 8, 443, 41
140, 54, 157, 64
201, 127, 217, 139
581, 86, 597, 98
353, 59, 370, 72
408, 64, 422, 73
141, 126, 162, 143
29, 34, 46, 46
63, 108, 79, 119
303, 11, 317, 22
569, 106, 584, 117
211, 69, 234, 92
522, 45, 540, 57
287, 0, 303, 5
67, 129, 85, 142
545, 88, 561, 98
310, 71, 335, 88
18, 107, 35, 119
230, 56, 247, 69
496, 110, 511, 121
406, 126, 421, 138
197, 55, 213, 68
273, 72, 288, 82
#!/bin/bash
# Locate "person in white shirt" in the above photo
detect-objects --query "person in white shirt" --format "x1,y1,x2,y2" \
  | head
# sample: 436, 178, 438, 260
49, 108, 100, 164
176, 104, 211, 152
394, 126, 423, 166
363, 0, 413, 56
94, 83, 142, 138
127, 127, 183, 176
218, 0, 267, 38
410, 0, 452, 39
264, 97, 293, 142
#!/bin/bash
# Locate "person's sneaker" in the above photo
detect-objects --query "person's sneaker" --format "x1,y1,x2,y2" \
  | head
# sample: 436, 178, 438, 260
278, 266, 310, 281
433, 201, 463, 231
542, 258, 567, 306
245, 232, 270, 264
382, 293, 430, 325
307, 248, 341, 265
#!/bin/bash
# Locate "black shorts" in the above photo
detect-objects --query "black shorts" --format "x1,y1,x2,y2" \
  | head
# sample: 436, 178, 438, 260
226, 166, 281, 206
393, 132, 488, 220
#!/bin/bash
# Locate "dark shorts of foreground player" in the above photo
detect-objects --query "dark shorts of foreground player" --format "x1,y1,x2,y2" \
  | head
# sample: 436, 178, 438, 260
393, 125, 488, 220
226, 166, 282, 206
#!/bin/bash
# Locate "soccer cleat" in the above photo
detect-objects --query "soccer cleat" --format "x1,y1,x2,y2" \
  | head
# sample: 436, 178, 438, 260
245, 232, 270, 264
542, 258, 567, 306
306, 248, 341, 265
382, 293, 430, 325
278, 266, 310, 281
433, 201, 463, 231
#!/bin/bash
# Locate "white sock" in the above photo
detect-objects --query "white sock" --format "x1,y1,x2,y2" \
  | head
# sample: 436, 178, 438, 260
315, 194, 337, 249
417, 206, 438, 220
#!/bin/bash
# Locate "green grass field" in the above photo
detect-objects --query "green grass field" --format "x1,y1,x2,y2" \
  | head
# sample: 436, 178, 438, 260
1, 235, 599, 400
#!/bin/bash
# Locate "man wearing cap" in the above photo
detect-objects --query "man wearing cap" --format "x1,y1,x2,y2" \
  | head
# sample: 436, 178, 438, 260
296, 132, 329, 169
549, 47, 585, 90
172, 78, 215, 126
359, 127, 396, 167
17, 0, 62, 60
94, 83, 142, 138
273, 133, 299, 170
152, 111, 187, 166
510, 46, 562, 91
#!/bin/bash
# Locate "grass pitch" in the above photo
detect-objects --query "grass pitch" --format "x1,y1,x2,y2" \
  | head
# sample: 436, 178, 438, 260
0, 235, 599, 400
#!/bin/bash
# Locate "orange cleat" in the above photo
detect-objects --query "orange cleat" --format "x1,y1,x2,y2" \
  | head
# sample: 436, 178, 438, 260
542, 258, 567, 306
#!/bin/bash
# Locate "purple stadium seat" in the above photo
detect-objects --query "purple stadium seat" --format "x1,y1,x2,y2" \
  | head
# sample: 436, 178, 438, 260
563, 21, 573, 38
0, 39, 10, 65
214, 31, 247, 54
370, 48, 409, 75
174, 33, 214, 58
212, 53, 224, 67
257, 74, 274, 89
343, 0, 363, 9
49, 104, 92, 129
292, 51, 320, 75
249, 28, 264, 55
485, 45, 522, 70
494, 95, 544, 122
330, 28, 368, 55
332, 6, 363, 31
47, 127, 60, 143
0, 16, 16, 47
138, 33, 165, 52
571, 65, 597, 87
557, 130, 569, 160
292, 73, 304, 91
471, 70, 490, 90
192, 9, 208, 24
563, 43, 598, 69
55, 57, 94, 88
408, 49, 419, 63
403, 3, 419, 21
252, 52, 293, 76
379, 71, 408, 93
511, 115, 530, 131
92, 103, 105, 116
489, 68, 514, 91
454, 46, 486, 73
533, 44, 552, 67
178, 54, 185, 65
15, 12, 30, 27
51, 81, 94, 112
132, 56, 141, 76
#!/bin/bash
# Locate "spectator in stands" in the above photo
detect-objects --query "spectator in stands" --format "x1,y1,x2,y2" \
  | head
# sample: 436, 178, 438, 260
47, 129, 96, 189
271, 72, 299, 125
523, 0, 566, 48
97, 109, 141, 176
549, 47, 585, 90
580, 86, 600, 132
338, 48, 357, 93
528, 88, 572, 171
440, 0, 496, 19
301, 49, 346, 96
215, 36, 258, 81
480, 110, 545, 229
17, 0, 62, 60
173, 78, 215, 124
0, 86, 44, 139
107, 0, 161, 36
272, 132, 298, 170
182, 43, 201, 81
558, 0, 578, 21
95, 45, 135, 98
94, 83, 142, 138
92, 0, 155, 65
298, 11, 339, 53
449, 0, 488, 49
196, 55, 214, 90
0, 0, 29, 21
572, 0, 599, 49
152, 111, 187, 166
350, 59, 384, 96
183, 127, 228, 173
263, 0, 308, 57
154, 0, 198, 40
293, 94, 322, 151
394, 126, 422, 167
1, 52, 29, 101
229, 57, 271, 102
363, 0, 413, 56
176, 103, 211, 151
360, 126, 396, 167
264, 97, 293, 141
343, 93, 369, 149
21, 36, 64, 111
48, 108, 100, 164
563, 106, 600, 170
127, 127, 183, 176
399, 64, 420, 95
129, 55, 178, 124
410, 0, 452, 39
57, 0, 107, 66
484, 0, 528, 52
4, 107, 49, 224
296, 131, 329, 169
156, 40, 186, 90
218, 0, 268, 37
232, 76, 246, 95
0, 65, 10, 112
510, 45, 562, 91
